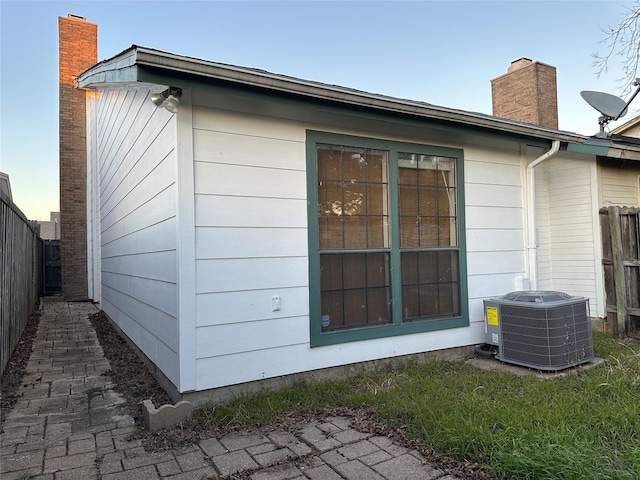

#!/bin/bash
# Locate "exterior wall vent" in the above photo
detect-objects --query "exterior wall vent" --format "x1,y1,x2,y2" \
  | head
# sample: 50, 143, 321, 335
483, 291, 594, 371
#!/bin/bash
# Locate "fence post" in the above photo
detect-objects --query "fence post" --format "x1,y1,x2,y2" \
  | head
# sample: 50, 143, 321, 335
608, 206, 628, 338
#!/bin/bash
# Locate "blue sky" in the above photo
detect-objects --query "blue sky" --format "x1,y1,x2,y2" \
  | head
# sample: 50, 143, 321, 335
0, 0, 637, 220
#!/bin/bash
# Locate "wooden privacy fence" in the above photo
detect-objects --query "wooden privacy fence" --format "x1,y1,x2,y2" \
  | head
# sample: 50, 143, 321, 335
600, 206, 640, 339
1, 194, 42, 375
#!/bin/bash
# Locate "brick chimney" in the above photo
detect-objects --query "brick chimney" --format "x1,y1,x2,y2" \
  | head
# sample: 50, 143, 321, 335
491, 58, 558, 129
59, 14, 97, 300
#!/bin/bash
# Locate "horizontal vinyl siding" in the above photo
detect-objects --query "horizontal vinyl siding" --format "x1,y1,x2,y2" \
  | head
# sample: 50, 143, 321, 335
94, 88, 179, 386
194, 325, 483, 389
536, 174, 552, 292
195, 195, 307, 228
196, 257, 308, 293
194, 162, 307, 198
543, 155, 598, 309
599, 162, 640, 207
192, 102, 309, 388
196, 227, 308, 259
464, 147, 526, 323
190, 90, 530, 390
195, 286, 309, 326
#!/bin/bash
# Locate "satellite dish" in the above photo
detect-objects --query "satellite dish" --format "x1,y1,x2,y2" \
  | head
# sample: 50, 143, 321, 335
580, 91, 628, 119
580, 80, 640, 137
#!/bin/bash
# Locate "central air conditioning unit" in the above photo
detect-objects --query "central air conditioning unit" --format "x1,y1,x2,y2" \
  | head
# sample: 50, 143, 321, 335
483, 291, 594, 371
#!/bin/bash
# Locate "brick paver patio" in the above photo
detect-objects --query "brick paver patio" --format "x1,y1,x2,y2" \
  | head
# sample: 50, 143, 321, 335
1, 300, 462, 479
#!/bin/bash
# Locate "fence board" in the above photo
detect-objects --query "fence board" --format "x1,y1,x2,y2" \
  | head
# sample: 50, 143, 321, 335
600, 206, 640, 338
1, 195, 41, 375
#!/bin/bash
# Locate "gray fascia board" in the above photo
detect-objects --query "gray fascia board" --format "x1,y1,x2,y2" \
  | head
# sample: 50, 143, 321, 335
566, 138, 612, 156
566, 137, 640, 161
132, 47, 587, 143
77, 48, 140, 88
79, 46, 589, 144
77, 65, 139, 87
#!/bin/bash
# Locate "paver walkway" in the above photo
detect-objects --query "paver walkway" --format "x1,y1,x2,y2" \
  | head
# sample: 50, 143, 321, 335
1, 300, 462, 479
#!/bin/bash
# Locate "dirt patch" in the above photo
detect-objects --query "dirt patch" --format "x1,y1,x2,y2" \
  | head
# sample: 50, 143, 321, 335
1, 307, 41, 427
88, 311, 173, 422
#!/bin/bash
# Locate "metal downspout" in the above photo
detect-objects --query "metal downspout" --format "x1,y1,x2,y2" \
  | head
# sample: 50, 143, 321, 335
526, 140, 560, 290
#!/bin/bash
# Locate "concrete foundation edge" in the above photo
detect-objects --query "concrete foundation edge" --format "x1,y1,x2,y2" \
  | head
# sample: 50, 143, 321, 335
99, 308, 475, 407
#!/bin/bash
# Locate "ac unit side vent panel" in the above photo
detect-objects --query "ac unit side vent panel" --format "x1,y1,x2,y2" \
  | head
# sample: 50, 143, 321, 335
483, 291, 594, 371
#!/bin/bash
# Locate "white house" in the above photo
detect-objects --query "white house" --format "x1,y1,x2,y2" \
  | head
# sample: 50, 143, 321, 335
75, 45, 640, 403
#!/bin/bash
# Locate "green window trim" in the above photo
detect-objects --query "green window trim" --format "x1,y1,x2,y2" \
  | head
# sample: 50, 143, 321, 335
307, 130, 469, 347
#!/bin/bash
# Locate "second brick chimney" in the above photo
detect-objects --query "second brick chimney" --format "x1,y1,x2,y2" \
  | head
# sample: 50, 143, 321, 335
491, 58, 558, 129
59, 14, 97, 300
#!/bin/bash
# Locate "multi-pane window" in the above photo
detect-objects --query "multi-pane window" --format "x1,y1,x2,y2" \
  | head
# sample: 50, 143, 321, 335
398, 153, 460, 321
317, 145, 391, 331
309, 132, 467, 345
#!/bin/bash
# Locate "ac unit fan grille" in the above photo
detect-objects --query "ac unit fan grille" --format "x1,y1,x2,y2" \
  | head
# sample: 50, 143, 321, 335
499, 302, 593, 370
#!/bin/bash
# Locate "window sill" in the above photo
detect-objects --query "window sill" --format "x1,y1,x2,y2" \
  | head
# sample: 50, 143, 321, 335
310, 316, 469, 347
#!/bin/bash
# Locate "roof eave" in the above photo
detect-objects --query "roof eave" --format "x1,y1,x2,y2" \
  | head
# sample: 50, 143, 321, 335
567, 136, 640, 161
606, 142, 640, 161
79, 46, 590, 144
611, 114, 640, 135
77, 47, 139, 87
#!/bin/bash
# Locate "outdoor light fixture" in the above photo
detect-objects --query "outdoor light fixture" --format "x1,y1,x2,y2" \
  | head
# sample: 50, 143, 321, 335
150, 87, 182, 113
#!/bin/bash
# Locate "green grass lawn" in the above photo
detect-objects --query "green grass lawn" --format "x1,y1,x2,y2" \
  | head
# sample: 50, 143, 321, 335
192, 333, 640, 479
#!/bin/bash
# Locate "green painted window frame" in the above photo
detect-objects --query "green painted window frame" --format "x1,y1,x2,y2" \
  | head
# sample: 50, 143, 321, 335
307, 130, 469, 347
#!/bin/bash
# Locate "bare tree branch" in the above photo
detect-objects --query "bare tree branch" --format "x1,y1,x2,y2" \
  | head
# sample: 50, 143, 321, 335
593, 1, 640, 95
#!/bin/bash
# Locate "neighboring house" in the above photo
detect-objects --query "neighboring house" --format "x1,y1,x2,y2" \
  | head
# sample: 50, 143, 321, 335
612, 114, 640, 138
71, 36, 640, 402
0, 171, 13, 202
597, 138, 640, 208
37, 212, 61, 240
600, 115, 640, 208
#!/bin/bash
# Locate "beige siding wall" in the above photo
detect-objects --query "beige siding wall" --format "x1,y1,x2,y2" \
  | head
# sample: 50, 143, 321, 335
616, 123, 640, 137
598, 159, 640, 207
537, 154, 601, 313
